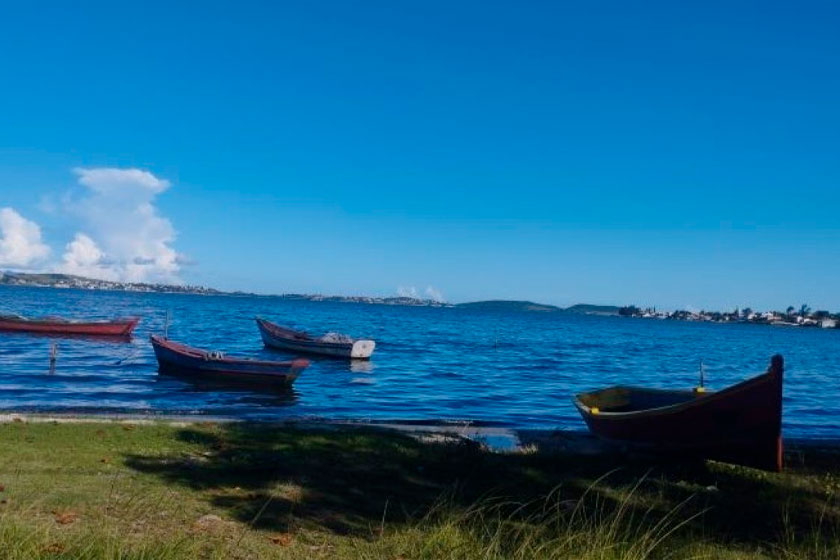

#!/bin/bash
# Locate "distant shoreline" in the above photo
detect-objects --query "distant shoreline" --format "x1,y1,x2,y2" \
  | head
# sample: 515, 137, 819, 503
0, 271, 619, 313
2, 272, 838, 328
617, 305, 840, 329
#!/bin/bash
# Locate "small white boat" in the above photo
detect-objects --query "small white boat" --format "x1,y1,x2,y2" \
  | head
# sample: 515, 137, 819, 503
255, 317, 376, 359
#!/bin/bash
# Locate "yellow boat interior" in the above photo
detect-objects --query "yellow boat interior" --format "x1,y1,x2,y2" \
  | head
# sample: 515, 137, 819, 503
576, 386, 708, 413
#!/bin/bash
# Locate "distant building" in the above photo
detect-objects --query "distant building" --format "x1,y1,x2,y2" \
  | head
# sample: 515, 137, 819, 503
820, 318, 837, 329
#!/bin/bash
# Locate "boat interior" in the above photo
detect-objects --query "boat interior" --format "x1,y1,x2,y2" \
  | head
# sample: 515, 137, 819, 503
259, 319, 313, 341
576, 386, 707, 413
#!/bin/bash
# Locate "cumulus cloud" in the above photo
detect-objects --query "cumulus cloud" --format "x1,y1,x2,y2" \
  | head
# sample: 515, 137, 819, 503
397, 285, 445, 302
424, 286, 444, 302
59, 167, 182, 283
0, 207, 50, 268
75, 167, 170, 196
59, 233, 117, 280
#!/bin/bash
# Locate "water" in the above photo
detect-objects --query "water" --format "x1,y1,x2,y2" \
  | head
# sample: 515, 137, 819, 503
0, 286, 838, 438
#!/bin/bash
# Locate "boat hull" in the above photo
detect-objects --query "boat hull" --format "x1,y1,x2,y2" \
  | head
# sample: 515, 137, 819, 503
151, 335, 308, 388
0, 317, 139, 337
574, 355, 784, 471
256, 318, 375, 359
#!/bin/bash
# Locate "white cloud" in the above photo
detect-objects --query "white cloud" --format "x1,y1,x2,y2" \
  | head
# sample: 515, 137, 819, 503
74, 167, 170, 195
61, 167, 182, 283
0, 207, 50, 268
59, 233, 117, 280
397, 285, 446, 302
424, 285, 444, 302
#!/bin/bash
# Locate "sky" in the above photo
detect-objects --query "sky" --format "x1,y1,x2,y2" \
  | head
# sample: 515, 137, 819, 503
0, 1, 838, 310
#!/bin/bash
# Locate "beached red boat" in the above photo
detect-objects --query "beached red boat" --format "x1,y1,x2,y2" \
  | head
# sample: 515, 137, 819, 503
573, 355, 784, 471
0, 314, 140, 337
151, 335, 309, 388
256, 317, 376, 359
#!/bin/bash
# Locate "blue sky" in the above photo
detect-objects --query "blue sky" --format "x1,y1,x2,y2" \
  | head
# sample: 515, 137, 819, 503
0, 1, 838, 310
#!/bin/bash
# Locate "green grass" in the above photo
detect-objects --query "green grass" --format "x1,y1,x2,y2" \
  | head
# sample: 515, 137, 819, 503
0, 420, 838, 559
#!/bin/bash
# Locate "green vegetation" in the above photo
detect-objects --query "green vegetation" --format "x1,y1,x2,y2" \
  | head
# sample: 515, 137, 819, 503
0, 420, 838, 559
619, 305, 642, 317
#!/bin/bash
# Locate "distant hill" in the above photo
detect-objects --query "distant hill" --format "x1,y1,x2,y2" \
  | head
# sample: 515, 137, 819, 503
0, 271, 449, 307
564, 303, 621, 316
456, 300, 622, 314
456, 300, 562, 313
0, 271, 219, 295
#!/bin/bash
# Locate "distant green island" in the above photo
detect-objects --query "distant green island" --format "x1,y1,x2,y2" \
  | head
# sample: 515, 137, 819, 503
456, 300, 620, 315
564, 303, 622, 315
456, 300, 562, 313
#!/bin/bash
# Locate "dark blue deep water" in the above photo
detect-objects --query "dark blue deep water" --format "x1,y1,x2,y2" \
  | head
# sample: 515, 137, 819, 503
0, 286, 838, 438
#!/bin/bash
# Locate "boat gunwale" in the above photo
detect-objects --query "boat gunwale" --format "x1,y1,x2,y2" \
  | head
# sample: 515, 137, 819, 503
150, 335, 309, 370
256, 317, 374, 350
255, 317, 318, 342
0, 315, 140, 327
572, 368, 774, 420
0, 316, 140, 336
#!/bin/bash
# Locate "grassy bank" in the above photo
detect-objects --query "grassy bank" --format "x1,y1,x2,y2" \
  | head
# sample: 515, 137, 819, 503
0, 420, 838, 559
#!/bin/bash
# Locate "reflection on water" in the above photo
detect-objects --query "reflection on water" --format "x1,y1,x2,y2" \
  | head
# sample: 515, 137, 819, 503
350, 360, 374, 374
0, 285, 839, 436
0, 330, 134, 344
154, 373, 300, 406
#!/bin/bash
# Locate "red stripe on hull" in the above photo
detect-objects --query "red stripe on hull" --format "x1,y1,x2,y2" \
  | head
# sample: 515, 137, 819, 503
151, 335, 308, 387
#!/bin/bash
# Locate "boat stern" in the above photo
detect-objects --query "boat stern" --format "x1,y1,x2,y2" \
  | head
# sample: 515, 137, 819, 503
289, 358, 311, 380
351, 339, 376, 359
291, 358, 310, 370
122, 317, 141, 336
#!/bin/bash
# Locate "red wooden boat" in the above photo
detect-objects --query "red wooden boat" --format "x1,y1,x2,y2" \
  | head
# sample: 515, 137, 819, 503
150, 335, 309, 388
256, 317, 375, 359
573, 355, 784, 471
0, 314, 139, 337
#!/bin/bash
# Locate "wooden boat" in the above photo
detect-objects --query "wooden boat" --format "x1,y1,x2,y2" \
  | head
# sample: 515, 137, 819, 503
150, 335, 309, 387
256, 317, 376, 359
0, 314, 139, 337
573, 355, 784, 471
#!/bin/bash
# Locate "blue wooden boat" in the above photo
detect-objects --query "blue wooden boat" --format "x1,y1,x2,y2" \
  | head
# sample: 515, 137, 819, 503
150, 335, 309, 387
256, 317, 375, 359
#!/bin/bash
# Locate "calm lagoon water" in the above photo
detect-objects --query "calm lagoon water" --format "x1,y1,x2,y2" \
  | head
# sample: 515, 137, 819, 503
0, 286, 838, 438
